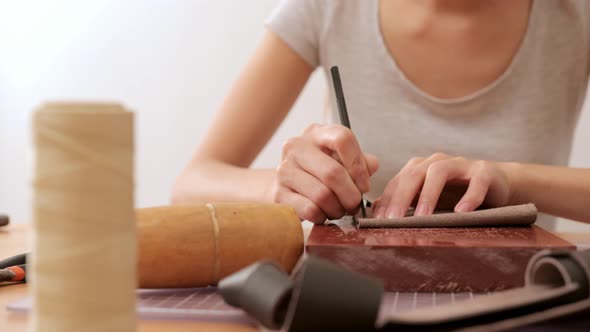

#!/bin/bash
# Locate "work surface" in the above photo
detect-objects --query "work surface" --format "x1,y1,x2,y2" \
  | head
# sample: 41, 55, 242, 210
2, 224, 590, 331
0, 224, 256, 332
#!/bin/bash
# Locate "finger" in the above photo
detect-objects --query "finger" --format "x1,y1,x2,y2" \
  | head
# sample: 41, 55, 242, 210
373, 177, 397, 218
364, 153, 379, 176
329, 152, 378, 189
385, 153, 450, 218
415, 159, 469, 216
371, 197, 385, 218
275, 189, 327, 224
278, 162, 345, 219
292, 145, 361, 212
455, 174, 490, 213
384, 172, 422, 218
399, 157, 426, 172
372, 157, 424, 218
310, 124, 371, 193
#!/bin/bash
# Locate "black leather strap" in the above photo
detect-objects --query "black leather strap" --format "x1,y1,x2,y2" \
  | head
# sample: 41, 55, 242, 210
0, 252, 27, 269
0, 214, 8, 227
283, 256, 383, 332
218, 261, 293, 329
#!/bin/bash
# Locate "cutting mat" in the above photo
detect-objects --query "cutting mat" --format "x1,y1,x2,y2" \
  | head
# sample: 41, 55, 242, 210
7, 288, 490, 322
7, 288, 590, 330
7, 287, 253, 324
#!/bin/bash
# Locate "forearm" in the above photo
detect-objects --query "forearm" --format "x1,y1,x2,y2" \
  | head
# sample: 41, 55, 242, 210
171, 159, 276, 204
170, 31, 312, 205
502, 162, 590, 223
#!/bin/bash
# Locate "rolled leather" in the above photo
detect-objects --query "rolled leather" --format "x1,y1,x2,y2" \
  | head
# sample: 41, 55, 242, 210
356, 204, 537, 228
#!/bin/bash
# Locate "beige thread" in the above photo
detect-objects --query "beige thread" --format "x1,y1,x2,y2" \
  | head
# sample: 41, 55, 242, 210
206, 203, 221, 282
32, 103, 136, 332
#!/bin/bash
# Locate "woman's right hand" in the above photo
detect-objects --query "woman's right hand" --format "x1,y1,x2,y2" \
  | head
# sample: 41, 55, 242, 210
268, 123, 379, 223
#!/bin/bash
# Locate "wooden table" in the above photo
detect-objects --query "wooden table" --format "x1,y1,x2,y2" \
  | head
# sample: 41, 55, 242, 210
0, 224, 257, 332
2, 224, 590, 331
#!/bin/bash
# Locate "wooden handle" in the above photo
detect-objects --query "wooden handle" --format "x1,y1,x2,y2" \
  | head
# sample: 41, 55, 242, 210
137, 203, 303, 288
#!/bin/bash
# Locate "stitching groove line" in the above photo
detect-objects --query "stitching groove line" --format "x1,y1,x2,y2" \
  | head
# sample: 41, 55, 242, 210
206, 203, 221, 281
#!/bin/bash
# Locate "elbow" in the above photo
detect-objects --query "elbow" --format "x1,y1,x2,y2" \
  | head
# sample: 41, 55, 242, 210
170, 176, 187, 206
170, 185, 185, 206
169, 157, 217, 205
170, 169, 199, 206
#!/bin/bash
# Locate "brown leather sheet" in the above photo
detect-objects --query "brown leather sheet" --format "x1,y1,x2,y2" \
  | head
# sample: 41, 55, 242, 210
307, 217, 573, 292
356, 204, 537, 228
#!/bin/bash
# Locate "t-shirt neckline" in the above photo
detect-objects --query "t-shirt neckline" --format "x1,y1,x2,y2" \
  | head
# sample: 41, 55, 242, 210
373, 0, 538, 106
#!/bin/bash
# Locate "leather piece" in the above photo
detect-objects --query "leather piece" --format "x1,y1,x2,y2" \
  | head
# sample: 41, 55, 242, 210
307, 219, 574, 292
378, 249, 590, 331
219, 256, 384, 331
357, 204, 537, 228
220, 249, 590, 331
218, 261, 293, 329
283, 256, 383, 332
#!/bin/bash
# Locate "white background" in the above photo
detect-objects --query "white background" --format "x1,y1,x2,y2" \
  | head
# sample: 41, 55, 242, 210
1, 0, 589, 232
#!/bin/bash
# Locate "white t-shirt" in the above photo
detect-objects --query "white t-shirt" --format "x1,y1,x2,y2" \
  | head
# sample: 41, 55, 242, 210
266, 0, 590, 229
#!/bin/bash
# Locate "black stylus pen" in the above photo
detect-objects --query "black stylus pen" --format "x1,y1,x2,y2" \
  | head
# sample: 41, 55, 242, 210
330, 66, 367, 218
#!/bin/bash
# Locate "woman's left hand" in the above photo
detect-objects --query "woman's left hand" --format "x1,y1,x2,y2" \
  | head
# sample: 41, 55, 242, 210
372, 153, 513, 218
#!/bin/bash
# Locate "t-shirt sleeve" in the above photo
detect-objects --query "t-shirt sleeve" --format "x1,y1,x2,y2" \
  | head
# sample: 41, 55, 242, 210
265, 0, 324, 68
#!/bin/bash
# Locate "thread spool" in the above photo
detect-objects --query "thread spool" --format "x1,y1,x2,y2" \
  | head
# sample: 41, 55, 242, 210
32, 102, 136, 331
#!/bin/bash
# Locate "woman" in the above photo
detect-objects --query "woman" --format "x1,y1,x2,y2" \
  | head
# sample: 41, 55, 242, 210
172, 0, 590, 228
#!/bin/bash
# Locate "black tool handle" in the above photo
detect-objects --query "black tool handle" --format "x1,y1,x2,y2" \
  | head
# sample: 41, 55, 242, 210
330, 66, 367, 217
0, 214, 9, 227
330, 66, 352, 129
0, 253, 28, 269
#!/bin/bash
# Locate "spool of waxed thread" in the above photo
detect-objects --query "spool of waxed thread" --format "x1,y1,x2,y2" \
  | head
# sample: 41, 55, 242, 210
32, 103, 136, 331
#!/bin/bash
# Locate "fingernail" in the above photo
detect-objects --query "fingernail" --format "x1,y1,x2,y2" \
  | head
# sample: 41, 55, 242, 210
386, 206, 402, 219
415, 202, 431, 216
455, 202, 472, 213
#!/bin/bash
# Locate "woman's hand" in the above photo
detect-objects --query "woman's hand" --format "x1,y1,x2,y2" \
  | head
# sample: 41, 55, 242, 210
372, 153, 512, 218
268, 123, 379, 223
